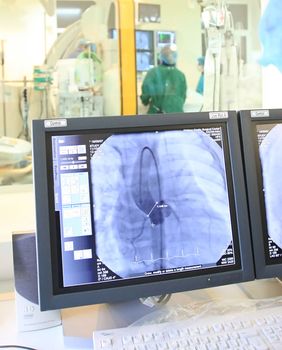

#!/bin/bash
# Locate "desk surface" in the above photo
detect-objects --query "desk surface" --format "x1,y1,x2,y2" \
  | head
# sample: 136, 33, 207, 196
0, 293, 92, 350
1, 280, 282, 350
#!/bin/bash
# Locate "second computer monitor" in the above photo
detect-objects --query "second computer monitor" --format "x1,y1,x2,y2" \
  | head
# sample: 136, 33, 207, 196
239, 109, 282, 278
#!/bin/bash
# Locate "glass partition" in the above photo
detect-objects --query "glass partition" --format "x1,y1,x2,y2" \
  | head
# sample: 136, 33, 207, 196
0, 0, 121, 187
0, 0, 281, 188
135, 0, 263, 115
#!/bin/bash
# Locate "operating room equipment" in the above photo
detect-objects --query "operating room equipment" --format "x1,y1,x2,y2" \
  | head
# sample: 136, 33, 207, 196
200, 0, 239, 111
42, 1, 119, 118
18, 77, 30, 141
75, 57, 97, 90
54, 58, 103, 117
0, 136, 32, 185
58, 91, 103, 118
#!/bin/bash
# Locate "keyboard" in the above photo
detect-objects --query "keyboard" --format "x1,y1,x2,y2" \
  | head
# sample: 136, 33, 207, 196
93, 305, 282, 349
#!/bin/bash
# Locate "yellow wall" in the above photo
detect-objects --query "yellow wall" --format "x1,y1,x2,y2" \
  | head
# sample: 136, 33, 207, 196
118, 0, 137, 114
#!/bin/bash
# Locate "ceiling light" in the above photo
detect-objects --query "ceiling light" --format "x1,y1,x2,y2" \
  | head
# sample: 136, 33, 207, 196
56, 8, 81, 16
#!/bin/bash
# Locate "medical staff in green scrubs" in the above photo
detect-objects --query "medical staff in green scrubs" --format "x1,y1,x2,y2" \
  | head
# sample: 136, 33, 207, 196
196, 56, 205, 95
140, 45, 187, 114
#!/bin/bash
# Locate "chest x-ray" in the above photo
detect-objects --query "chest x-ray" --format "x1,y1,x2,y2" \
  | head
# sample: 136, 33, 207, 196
91, 129, 232, 278
260, 124, 282, 249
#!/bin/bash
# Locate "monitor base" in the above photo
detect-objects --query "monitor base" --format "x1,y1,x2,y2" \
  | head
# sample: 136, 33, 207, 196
61, 291, 201, 339
60, 279, 282, 340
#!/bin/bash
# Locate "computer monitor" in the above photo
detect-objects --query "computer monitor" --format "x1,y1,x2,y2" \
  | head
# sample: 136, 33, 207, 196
32, 111, 254, 311
136, 51, 154, 72
135, 30, 154, 72
156, 31, 176, 47
136, 30, 154, 51
239, 109, 282, 279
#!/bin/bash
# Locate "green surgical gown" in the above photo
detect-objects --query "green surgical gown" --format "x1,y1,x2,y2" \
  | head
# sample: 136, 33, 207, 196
140, 65, 187, 114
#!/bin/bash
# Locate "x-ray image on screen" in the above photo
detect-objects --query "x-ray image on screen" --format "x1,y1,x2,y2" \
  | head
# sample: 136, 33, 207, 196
90, 129, 232, 278
136, 52, 153, 71
136, 30, 152, 50
259, 123, 282, 249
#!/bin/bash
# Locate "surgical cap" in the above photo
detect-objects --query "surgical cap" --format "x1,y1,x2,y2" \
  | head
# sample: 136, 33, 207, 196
197, 56, 205, 66
160, 45, 177, 65
78, 38, 90, 47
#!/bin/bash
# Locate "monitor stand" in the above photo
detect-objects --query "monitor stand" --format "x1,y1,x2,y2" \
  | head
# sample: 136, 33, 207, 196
61, 289, 208, 339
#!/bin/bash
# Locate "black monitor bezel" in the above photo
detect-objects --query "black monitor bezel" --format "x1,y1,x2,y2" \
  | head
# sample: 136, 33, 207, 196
239, 109, 282, 279
33, 112, 254, 310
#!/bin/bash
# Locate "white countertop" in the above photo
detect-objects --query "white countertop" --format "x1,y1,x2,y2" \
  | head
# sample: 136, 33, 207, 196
1, 279, 281, 350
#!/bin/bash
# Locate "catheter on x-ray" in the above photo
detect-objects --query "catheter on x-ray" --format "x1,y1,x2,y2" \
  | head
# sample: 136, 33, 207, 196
90, 129, 232, 278
259, 124, 282, 249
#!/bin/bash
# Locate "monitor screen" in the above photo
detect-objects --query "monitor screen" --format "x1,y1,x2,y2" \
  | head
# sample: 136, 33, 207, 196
136, 30, 154, 51
239, 109, 282, 278
33, 112, 254, 310
136, 51, 154, 72
157, 31, 175, 46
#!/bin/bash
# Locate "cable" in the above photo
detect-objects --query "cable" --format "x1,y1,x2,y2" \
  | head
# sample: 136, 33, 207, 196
0, 346, 39, 350
17, 79, 30, 141
38, 90, 44, 119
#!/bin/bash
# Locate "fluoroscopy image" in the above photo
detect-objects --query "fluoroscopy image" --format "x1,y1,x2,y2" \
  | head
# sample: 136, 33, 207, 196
90, 130, 232, 278
260, 124, 282, 249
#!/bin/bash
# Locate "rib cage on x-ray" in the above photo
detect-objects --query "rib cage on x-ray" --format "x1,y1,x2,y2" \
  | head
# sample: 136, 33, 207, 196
260, 124, 282, 249
91, 130, 232, 278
